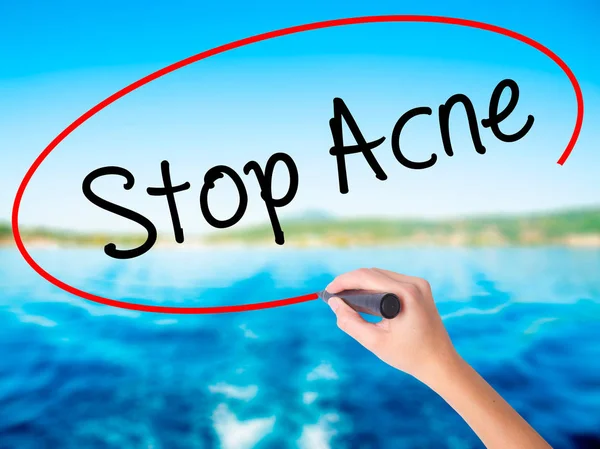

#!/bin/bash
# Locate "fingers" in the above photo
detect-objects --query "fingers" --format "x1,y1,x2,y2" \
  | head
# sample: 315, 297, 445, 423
326, 268, 400, 294
372, 268, 432, 294
370, 268, 419, 284
328, 296, 384, 350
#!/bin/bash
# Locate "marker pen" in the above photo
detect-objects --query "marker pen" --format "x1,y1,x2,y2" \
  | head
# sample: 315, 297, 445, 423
319, 289, 401, 319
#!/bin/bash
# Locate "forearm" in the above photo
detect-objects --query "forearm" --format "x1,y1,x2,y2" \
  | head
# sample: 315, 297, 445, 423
425, 355, 552, 449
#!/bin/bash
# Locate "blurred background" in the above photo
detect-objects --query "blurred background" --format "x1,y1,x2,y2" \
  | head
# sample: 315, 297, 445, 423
1, 0, 600, 448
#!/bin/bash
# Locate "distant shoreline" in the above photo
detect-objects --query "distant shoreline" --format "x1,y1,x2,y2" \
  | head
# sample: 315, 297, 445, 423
3, 206, 600, 249
3, 236, 600, 250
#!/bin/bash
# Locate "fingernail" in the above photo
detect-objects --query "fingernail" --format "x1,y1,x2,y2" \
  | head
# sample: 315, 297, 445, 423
328, 296, 341, 312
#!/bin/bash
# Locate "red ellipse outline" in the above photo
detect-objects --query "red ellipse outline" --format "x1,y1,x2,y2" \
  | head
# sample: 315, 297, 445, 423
12, 15, 584, 314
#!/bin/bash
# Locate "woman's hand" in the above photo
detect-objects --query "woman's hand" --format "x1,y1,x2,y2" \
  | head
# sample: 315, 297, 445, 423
327, 267, 553, 449
326, 267, 458, 385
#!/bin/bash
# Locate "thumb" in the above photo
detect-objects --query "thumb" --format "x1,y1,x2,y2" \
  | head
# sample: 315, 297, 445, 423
328, 296, 383, 351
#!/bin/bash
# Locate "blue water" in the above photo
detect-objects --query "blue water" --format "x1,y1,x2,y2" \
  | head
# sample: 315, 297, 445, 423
1, 247, 599, 448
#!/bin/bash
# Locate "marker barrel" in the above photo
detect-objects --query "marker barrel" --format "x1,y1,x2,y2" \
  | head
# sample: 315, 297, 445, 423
320, 289, 401, 319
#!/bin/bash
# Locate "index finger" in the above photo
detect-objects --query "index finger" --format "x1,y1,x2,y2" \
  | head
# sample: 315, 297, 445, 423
326, 268, 401, 295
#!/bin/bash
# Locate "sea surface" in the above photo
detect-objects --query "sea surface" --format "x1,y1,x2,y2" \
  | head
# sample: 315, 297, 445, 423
0, 247, 599, 449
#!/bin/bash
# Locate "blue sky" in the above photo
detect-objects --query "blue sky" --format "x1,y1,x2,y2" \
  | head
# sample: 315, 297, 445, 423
1, 0, 599, 234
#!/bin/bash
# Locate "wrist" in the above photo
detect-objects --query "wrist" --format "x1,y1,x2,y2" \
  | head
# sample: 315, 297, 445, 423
418, 347, 469, 391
